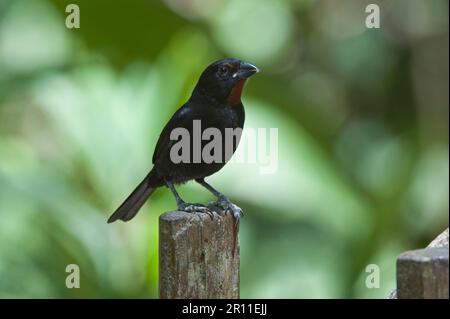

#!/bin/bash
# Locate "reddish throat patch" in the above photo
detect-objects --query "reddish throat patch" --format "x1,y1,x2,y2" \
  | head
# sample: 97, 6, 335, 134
227, 79, 247, 106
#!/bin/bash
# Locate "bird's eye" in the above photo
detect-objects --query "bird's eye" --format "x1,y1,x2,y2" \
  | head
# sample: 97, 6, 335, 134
218, 66, 228, 77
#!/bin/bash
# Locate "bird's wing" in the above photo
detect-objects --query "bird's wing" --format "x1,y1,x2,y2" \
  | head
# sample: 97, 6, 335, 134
152, 104, 193, 164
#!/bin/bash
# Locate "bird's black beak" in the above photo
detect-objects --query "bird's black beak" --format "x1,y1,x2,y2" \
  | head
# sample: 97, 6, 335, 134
235, 62, 259, 79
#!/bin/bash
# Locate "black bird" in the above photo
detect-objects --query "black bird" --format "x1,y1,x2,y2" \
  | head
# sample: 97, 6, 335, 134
108, 58, 258, 224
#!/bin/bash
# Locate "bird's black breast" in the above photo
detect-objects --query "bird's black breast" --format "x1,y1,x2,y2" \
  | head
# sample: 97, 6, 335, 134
152, 100, 245, 184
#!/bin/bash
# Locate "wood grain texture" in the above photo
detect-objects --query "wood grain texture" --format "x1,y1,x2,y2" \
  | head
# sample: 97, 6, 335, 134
159, 211, 239, 299
397, 247, 449, 299
390, 228, 448, 299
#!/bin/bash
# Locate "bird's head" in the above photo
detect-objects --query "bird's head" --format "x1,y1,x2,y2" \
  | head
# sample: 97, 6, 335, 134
192, 58, 259, 106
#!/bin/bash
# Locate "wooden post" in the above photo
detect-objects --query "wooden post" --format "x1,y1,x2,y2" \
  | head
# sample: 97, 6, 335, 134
158, 210, 239, 299
393, 228, 449, 299
397, 247, 449, 299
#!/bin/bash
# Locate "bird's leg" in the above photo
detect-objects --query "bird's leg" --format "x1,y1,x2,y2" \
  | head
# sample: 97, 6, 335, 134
195, 178, 243, 224
165, 180, 213, 218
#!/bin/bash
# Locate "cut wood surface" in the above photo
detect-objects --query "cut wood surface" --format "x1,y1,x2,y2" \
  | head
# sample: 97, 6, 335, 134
391, 228, 449, 299
159, 210, 239, 299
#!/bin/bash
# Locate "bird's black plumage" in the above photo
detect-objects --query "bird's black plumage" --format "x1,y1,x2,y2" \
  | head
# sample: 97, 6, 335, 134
108, 58, 258, 223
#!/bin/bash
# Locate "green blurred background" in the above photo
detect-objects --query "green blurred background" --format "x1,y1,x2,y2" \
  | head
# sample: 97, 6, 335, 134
0, 0, 448, 298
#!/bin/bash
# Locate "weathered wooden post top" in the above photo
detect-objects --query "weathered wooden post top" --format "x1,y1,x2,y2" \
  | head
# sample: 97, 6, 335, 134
393, 228, 449, 299
159, 210, 239, 299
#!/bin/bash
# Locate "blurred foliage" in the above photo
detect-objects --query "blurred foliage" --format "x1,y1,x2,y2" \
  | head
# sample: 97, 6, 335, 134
0, 0, 448, 298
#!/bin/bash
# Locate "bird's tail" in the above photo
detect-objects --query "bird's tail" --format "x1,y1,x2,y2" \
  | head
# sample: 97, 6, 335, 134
107, 169, 160, 223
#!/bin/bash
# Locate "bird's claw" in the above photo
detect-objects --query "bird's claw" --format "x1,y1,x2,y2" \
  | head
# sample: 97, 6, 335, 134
215, 196, 243, 226
178, 202, 214, 219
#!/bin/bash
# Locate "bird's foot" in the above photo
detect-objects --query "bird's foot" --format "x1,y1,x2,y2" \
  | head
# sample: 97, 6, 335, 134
214, 196, 243, 226
178, 202, 214, 220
